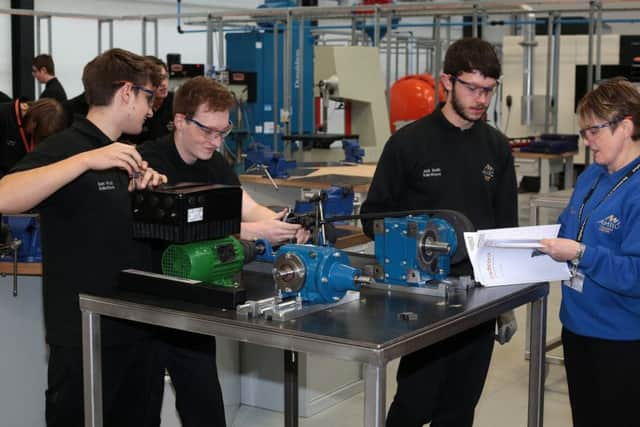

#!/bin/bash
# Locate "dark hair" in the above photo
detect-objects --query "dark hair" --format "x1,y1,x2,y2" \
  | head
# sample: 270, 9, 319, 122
23, 98, 66, 145
81, 48, 163, 107
32, 54, 55, 75
145, 56, 168, 74
173, 76, 235, 116
443, 38, 501, 79
577, 77, 640, 141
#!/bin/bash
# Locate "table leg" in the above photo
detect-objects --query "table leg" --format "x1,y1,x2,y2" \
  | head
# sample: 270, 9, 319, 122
363, 363, 386, 427
564, 156, 574, 189
539, 159, 551, 194
82, 311, 103, 427
527, 295, 547, 427
284, 350, 299, 427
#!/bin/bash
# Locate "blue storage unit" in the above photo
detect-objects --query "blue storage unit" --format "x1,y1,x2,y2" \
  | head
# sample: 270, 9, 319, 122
226, 23, 315, 154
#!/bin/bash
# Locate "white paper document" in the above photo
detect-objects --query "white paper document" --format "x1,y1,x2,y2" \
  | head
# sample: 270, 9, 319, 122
464, 224, 571, 286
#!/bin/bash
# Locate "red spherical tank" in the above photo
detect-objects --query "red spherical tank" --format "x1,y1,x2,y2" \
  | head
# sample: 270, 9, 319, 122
389, 73, 445, 132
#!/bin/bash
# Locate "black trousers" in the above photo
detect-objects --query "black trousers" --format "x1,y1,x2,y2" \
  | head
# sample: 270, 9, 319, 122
45, 340, 155, 427
562, 327, 640, 427
386, 320, 495, 427
147, 330, 226, 427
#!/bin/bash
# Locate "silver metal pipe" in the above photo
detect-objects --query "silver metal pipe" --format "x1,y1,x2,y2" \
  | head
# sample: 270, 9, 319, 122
551, 13, 561, 133
595, 2, 603, 82
433, 15, 442, 103
351, 16, 357, 46
47, 16, 52, 56
82, 311, 103, 427
394, 34, 400, 82
586, 1, 597, 166
364, 363, 386, 427
374, 7, 381, 47
404, 37, 410, 77
520, 10, 537, 126
527, 296, 547, 427
109, 20, 113, 50
142, 18, 147, 55
273, 21, 280, 150
284, 11, 293, 148
472, 5, 479, 38
298, 17, 305, 136
206, 15, 213, 74
544, 12, 553, 133
36, 17, 42, 97
218, 18, 225, 71
154, 19, 159, 57
386, 14, 393, 109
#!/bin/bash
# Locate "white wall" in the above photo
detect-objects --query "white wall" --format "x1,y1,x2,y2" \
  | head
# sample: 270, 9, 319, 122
0, 0, 263, 99
0, 0, 13, 96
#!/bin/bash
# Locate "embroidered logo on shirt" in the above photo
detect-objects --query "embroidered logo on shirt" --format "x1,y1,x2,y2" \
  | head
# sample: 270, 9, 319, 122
7, 139, 16, 147
482, 164, 495, 182
422, 167, 442, 178
97, 180, 116, 191
597, 214, 620, 234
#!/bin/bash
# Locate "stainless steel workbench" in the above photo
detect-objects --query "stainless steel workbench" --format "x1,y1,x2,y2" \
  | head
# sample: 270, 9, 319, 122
79, 270, 549, 427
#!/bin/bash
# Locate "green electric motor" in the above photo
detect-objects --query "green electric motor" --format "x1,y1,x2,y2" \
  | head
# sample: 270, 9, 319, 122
162, 236, 253, 287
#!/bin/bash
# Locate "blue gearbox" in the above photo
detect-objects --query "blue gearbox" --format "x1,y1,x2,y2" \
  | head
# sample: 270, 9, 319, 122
373, 215, 458, 285
271, 244, 363, 304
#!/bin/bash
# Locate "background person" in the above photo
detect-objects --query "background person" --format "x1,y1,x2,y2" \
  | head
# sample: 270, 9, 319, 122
32, 54, 67, 103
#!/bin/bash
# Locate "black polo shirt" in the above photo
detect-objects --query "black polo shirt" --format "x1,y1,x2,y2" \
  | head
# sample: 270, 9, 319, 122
0, 91, 10, 103
63, 92, 89, 127
139, 133, 240, 185
40, 77, 67, 103
0, 99, 28, 176
361, 107, 518, 277
11, 118, 151, 347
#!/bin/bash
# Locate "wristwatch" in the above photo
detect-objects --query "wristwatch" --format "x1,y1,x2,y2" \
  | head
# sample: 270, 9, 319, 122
571, 243, 586, 266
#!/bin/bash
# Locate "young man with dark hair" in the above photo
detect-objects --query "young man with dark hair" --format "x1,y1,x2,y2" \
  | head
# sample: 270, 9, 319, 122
140, 75, 307, 426
0, 48, 166, 427
361, 37, 518, 427
32, 54, 67, 103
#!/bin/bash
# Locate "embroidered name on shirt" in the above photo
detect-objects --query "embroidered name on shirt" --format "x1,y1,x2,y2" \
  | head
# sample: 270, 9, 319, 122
597, 214, 620, 234
422, 168, 442, 178
97, 180, 116, 191
482, 164, 495, 182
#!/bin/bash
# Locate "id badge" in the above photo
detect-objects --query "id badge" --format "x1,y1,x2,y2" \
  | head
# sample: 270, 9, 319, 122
563, 269, 584, 293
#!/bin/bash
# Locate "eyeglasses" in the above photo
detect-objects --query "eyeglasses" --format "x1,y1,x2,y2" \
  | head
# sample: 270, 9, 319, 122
186, 115, 233, 139
112, 80, 156, 106
451, 76, 498, 98
578, 116, 631, 140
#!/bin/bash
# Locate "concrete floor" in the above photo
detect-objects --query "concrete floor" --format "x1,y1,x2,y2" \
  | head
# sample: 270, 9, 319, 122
229, 283, 571, 427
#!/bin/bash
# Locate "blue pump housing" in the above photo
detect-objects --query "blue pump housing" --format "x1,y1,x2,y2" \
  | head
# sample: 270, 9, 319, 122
374, 215, 457, 285
274, 244, 361, 304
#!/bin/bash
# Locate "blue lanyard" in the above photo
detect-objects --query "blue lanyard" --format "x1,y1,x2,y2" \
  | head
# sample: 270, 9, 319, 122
576, 159, 640, 242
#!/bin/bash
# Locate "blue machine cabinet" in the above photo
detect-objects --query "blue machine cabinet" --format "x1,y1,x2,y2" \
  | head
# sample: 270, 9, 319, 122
226, 24, 315, 154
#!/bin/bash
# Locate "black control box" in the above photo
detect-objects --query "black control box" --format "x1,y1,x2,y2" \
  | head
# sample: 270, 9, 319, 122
132, 183, 242, 243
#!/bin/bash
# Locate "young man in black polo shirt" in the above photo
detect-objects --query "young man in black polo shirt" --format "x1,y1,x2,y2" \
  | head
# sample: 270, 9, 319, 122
140, 76, 307, 426
0, 48, 167, 427
361, 38, 518, 427
32, 54, 67, 104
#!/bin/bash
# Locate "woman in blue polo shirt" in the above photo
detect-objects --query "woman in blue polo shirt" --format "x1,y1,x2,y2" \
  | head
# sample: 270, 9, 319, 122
540, 77, 640, 427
